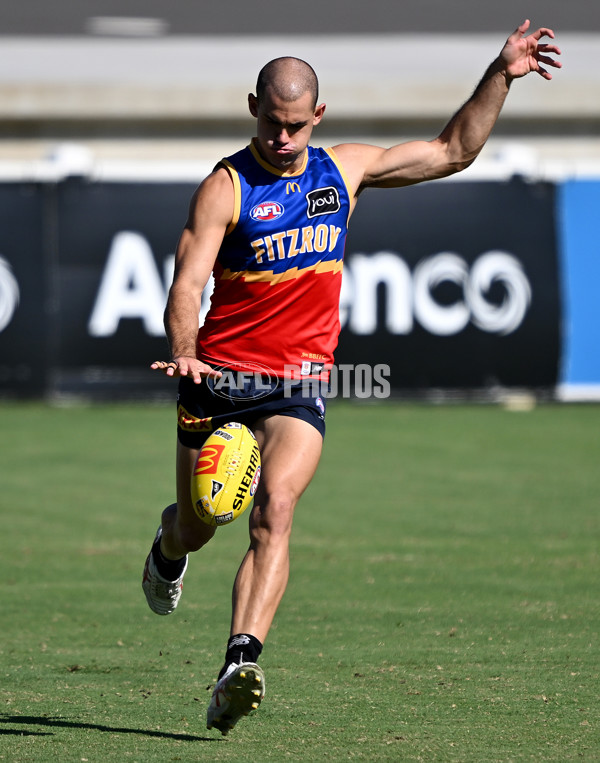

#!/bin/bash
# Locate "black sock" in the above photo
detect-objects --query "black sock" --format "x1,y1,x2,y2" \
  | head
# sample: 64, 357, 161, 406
218, 633, 263, 679
151, 537, 187, 581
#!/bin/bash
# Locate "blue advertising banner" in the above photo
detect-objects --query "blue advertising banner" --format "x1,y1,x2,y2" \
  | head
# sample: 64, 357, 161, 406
557, 180, 600, 399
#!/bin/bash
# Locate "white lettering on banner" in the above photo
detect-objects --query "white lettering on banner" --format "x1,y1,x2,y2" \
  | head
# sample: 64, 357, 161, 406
88, 232, 214, 337
341, 252, 412, 335
413, 253, 470, 336
87, 232, 530, 340
88, 232, 166, 336
0, 256, 20, 333
467, 252, 532, 336
341, 250, 532, 336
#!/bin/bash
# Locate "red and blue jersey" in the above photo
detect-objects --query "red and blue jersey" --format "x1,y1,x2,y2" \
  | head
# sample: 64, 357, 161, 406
196, 140, 353, 378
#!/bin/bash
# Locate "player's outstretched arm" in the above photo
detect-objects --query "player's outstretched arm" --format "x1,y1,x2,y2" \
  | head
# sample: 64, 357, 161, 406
335, 20, 561, 193
151, 168, 233, 385
431, 19, 562, 176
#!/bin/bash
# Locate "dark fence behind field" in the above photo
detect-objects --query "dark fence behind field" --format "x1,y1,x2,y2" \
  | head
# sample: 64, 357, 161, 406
0, 175, 597, 401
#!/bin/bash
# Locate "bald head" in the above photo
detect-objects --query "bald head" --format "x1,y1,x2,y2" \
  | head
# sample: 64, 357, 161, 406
256, 57, 319, 109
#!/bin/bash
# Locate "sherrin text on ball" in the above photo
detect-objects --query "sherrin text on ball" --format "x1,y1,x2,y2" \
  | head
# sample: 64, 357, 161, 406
191, 422, 261, 526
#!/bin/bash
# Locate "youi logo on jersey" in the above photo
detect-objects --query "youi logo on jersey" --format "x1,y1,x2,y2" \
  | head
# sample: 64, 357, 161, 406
250, 201, 285, 222
306, 186, 340, 218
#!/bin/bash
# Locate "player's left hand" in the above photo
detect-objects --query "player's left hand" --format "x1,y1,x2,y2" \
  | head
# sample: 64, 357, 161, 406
500, 19, 562, 81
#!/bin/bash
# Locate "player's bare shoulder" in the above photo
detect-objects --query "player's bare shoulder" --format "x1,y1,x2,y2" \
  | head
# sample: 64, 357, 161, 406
186, 164, 235, 232
329, 142, 386, 196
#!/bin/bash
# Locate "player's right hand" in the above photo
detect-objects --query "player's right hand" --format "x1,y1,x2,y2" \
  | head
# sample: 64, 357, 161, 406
151, 357, 223, 385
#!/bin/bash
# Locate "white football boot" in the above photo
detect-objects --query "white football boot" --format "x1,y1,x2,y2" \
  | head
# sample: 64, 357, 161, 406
142, 527, 188, 615
206, 661, 265, 735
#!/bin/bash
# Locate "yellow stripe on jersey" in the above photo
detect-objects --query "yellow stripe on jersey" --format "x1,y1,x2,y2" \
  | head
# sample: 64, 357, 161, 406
325, 147, 355, 226
219, 257, 344, 286
221, 159, 242, 236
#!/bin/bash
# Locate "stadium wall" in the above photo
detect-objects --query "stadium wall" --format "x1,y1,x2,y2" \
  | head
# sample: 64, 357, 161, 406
0, 174, 597, 402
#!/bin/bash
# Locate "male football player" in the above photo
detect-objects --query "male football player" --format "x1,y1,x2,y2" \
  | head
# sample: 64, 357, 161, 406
143, 21, 560, 735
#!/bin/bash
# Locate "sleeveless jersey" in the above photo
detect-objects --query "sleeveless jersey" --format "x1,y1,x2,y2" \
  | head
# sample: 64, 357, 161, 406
196, 140, 353, 379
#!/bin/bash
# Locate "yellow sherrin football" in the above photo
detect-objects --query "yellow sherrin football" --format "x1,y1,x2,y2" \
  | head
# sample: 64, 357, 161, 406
191, 422, 261, 526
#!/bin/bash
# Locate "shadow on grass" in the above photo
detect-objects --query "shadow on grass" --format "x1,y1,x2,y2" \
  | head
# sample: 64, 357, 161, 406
0, 715, 220, 742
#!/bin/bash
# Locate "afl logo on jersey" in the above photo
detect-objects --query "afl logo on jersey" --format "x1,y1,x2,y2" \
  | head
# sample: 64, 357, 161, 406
250, 201, 285, 222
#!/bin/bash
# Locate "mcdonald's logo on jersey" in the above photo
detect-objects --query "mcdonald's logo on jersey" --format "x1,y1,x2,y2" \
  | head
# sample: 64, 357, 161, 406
193, 444, 226, 475
286, 182, 301, 195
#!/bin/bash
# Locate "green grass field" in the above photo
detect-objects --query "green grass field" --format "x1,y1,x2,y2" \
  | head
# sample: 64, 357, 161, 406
1, 401, 598, 762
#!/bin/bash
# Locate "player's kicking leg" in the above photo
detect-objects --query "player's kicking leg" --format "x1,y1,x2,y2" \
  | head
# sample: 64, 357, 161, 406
142, 442, 216, 614
206, 414, 323, 734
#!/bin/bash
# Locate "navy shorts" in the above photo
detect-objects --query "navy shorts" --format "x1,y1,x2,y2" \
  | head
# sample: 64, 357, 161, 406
176, 371, 328, 449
